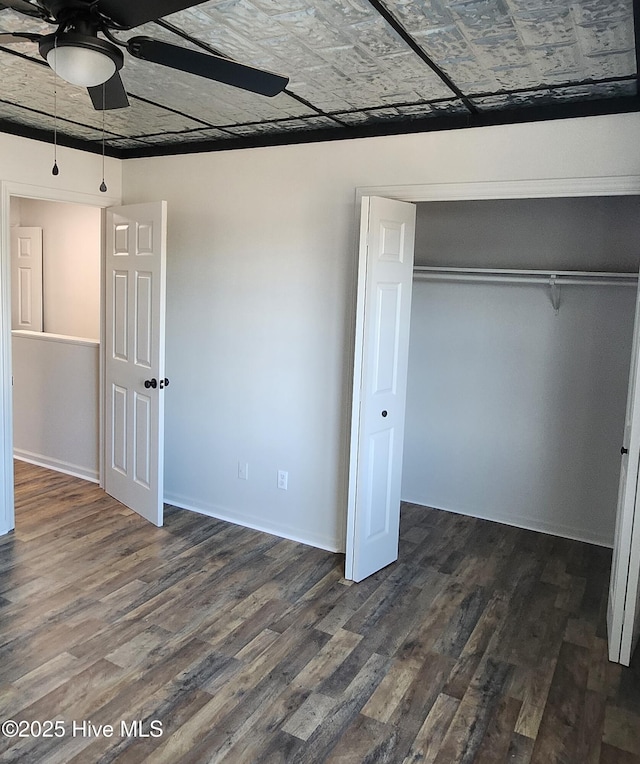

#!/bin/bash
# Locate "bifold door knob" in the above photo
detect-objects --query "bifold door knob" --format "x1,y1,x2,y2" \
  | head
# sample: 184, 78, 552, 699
144, 378, 157, 389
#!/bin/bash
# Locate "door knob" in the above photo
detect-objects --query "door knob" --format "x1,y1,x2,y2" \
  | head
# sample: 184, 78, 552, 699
621, 446, 629, 455
159, 378, 170, 389
381, 410, 388, 418
144, 378, 157, 389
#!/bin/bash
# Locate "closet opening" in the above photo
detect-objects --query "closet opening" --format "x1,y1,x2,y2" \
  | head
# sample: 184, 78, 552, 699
401, 195, 640, 548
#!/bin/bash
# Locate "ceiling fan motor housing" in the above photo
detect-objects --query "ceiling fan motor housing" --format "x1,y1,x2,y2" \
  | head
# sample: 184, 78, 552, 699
38, 32, 123, 69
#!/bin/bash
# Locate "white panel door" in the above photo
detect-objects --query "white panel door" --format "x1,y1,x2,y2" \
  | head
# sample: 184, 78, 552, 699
11, 227, 43, 332
105, 202, 167, 526
346, 196, 416, 582
608, 268, 640, 665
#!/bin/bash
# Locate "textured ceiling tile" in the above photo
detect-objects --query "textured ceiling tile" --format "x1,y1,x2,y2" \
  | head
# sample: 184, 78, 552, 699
334, 98, 466, 124
382, 51, 452, 95
422, 98, 469, 113
276, 7, 352, 49
249, 0, 308, 13
332, 110, 373, 124
526, 43, 582, 80
319, 43, 380, 75
448, 0, 518, 42
167, 0, 452, 113
104, 137, 157, 149
289, 88, 355, 112
505, 0, 571, 11
120, 54, 311, 127
472, 78, 636, 109
138, 128, 233, 143
80, 97, 206, 137
0, 49, 208, 138
0, 100, 106, 141
0, 7, 46, 31
383, 0, 636, 95
224, 121, 282, 135
572, 0, 631, 25
0, 0, 638, 153
111, 21, 310, 124
314, 0, 374, 27
224, 114, 340, 135
576, 18, 635, 57
154, 13, 282, 70
514, 9, 575, 48
582, 51, 636, 79
201, 0, 290, 40
386, 0, 454, 30
413, 25, 473, 62
351, 16, 414, 58
556, 80, 637, 98
434, 58, 493, 92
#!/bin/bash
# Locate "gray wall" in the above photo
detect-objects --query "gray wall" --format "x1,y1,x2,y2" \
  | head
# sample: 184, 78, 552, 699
403, 197, 639, 545
415, 196, 640, 272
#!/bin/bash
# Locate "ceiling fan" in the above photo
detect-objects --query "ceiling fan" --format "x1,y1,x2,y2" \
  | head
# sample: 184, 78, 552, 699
0, 0, 289, 110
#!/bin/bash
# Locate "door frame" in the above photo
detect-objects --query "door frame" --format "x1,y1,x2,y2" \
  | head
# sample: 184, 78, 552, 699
0, 180, 120, 535
346, 174, 640, 572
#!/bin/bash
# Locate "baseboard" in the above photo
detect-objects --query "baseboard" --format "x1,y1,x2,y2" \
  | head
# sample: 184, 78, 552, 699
401, 497, 614, 549
164, 492, 343, 553
14, 450, 99, 484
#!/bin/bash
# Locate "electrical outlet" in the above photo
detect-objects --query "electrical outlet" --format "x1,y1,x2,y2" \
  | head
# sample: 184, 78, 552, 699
277, 470, 288, 490
238, 462, 249, 480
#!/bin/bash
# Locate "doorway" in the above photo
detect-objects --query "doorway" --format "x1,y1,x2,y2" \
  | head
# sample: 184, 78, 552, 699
10, 196, 102, 487
0, 180, 116, 537
0, 182, 168, 535
346, 176, 640, 568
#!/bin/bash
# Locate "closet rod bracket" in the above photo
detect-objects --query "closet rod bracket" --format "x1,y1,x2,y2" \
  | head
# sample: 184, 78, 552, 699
549, 275, 560, 313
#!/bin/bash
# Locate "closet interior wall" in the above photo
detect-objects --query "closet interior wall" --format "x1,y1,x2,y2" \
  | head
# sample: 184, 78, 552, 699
402, 197, 640, 546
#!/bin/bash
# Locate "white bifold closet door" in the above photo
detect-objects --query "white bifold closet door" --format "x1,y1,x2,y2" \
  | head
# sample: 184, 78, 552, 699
346, 196, 416, 582
608, 266, 640, 666
607, 266, 640, 666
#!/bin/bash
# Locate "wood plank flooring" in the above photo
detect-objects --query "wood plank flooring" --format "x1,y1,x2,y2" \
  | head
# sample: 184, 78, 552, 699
1, 460, 639, 763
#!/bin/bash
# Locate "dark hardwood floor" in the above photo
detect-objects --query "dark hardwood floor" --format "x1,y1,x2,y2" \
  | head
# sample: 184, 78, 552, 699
0, 461, 639, 763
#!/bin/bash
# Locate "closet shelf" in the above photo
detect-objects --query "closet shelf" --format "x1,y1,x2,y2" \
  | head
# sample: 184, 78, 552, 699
413, 266, 638, 287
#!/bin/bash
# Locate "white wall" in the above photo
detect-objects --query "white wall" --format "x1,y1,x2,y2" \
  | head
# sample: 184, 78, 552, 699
0, 133, 122, 198
402, 281, 635, 546
0, 133, 121, 534
15, 198, 101, 340
12, 331, 99, 482
121, 113, 640, 551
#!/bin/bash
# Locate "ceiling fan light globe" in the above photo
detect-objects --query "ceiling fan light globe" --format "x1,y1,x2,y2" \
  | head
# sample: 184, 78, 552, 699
46, 46, 116, 87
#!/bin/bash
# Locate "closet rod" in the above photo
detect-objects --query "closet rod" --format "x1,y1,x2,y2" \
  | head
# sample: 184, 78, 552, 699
413, 266, 638, 287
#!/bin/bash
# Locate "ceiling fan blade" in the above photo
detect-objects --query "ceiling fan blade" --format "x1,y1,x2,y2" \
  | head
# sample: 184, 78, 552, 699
127, 36, 289, 97
87, 72, 129, 110
0, 30, 41, 43
96, 0, 210, 30
0, 0, 44, 18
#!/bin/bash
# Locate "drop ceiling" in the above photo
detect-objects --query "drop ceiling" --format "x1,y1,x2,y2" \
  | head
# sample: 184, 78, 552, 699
0, 0, 637, 158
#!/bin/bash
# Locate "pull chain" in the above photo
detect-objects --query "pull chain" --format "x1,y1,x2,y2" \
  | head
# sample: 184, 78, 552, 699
100, 82, 107, 192
51, 36, 59, 176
